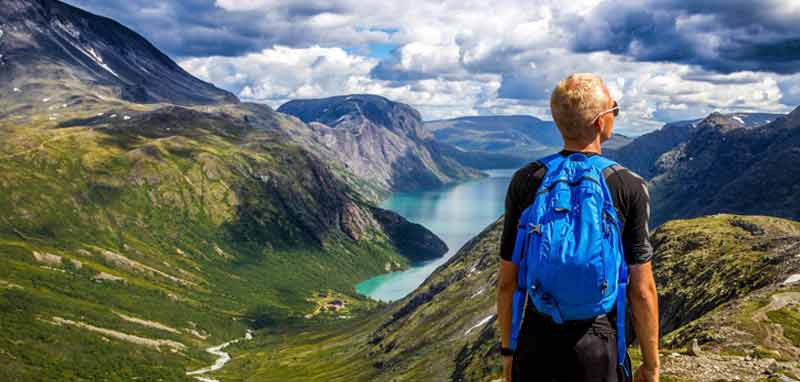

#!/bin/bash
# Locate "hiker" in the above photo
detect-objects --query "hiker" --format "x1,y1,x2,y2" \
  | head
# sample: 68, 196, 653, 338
496, 73, 660, 382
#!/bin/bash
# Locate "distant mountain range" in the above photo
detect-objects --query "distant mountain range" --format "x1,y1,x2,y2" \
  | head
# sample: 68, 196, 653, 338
606, 113, 782, 179
607, 111, 795, 226
425, 115, 633, 166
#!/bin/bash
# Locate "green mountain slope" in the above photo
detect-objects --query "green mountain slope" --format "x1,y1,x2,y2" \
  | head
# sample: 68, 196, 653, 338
218, 214, 800, 382
0, 1, 450, 380
0, 100, 450, 381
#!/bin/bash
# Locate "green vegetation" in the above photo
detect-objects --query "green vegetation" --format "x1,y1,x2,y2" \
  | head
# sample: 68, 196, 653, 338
0, 104, 410, 381
767, 305, 800, 347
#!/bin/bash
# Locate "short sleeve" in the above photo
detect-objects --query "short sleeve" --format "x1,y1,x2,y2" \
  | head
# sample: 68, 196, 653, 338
619, 169, 654, 264
499, 167, 532, 261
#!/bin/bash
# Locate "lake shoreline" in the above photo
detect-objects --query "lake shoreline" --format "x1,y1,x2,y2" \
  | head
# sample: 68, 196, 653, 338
355, 168, 517, 302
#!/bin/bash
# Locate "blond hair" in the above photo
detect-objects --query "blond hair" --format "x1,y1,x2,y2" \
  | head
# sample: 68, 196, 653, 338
550, 73, 609, 141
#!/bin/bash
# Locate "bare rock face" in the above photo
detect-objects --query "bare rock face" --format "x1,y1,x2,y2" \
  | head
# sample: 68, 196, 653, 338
0, 0, 237, 106
608, 110, 799, 227
277, 94, 484, 192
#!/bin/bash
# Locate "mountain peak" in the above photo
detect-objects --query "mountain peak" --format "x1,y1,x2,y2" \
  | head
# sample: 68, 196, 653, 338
0, 0, 237, 105
276, 94, 483, 192
788, 105, 800, 123
277, 94, 423, 134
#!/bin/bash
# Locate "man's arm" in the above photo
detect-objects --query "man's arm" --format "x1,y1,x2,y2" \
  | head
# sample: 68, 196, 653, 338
629, 262, 659, 371
497, 259, 518, 349
616, 169, 659, 378
497, 168, 526, 350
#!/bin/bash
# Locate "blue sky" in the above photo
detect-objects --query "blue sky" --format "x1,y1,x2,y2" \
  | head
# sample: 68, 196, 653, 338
64, 0, 800, 135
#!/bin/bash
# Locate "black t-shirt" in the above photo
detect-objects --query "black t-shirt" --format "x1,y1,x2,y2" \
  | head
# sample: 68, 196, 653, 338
499, 149, 653, 265
501, 149, 654, 348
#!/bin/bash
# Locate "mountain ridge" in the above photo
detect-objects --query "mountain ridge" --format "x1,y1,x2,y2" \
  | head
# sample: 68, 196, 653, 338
0, 0, 238, 107
277, 94, 486, 192
608, 109, 799, 226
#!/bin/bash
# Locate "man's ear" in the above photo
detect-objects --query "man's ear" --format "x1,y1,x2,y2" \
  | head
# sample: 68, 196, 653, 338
593, 114, 605, 134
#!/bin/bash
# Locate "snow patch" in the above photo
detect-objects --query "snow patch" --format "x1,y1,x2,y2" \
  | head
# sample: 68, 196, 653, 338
74, 44, 120, 79
464, 314, 495, 335
13, 87, 20, 92
469, 287, 486, 299
782, 274, 800, 286
732, 116, 745, 124
115, 311, 181, 334
47, 316, 185, 352
123, 115, 131, 120
42, 98, 50, 102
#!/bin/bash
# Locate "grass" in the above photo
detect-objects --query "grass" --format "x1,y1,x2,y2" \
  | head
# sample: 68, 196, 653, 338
0, 104, 409, 380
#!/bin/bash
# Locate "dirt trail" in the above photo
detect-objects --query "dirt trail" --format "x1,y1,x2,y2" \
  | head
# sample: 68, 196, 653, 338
751, 292, 800, 359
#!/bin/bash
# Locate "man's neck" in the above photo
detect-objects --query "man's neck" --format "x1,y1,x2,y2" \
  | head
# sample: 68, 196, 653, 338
562, 139, 602, 154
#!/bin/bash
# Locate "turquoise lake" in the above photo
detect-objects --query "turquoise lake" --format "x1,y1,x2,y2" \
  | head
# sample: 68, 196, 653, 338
355, 169, 517, 302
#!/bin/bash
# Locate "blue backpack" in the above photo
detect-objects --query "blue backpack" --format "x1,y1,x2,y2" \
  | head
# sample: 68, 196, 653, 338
509, 152, 629, 377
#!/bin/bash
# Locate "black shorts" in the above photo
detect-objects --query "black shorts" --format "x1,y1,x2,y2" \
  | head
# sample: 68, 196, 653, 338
511, 304, 632, 382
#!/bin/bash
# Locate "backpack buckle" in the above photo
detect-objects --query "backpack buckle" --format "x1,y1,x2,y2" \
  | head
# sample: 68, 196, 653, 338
528, 223, 542, 234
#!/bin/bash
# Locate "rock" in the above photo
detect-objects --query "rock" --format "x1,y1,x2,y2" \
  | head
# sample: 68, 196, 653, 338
688, 339, 703, 357
32, 251, 62, 266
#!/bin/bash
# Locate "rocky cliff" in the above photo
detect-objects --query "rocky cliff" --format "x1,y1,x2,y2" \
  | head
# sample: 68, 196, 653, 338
277, 95, 485, 192
623, 110, 800, 226
606, 113, 781, 180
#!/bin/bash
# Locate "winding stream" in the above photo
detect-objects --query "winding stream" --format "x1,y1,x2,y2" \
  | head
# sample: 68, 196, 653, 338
187, 330, 254, 382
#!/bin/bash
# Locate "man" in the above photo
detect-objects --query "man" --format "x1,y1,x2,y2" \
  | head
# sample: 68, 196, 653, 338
496, 73, 660, 382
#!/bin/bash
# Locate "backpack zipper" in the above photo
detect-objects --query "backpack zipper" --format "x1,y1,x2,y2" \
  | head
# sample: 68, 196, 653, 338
601, 209, 620, 296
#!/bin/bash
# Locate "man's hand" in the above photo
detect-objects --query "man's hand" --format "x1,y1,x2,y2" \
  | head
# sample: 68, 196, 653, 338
633, 364, 659, 382
503, 355, 513, 382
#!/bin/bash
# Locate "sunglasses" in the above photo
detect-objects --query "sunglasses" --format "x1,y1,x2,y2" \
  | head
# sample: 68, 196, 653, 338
591, 100, 619, 125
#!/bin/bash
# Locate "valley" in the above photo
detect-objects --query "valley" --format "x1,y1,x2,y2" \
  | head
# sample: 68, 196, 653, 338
2, 1, 800, 382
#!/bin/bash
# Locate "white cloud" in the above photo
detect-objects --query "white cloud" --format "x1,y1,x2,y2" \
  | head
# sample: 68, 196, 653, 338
179, 0, 799, 135
180, 45, 501, 121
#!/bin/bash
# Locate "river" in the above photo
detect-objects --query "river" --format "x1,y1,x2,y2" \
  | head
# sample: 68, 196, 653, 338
355, 169, 516, 302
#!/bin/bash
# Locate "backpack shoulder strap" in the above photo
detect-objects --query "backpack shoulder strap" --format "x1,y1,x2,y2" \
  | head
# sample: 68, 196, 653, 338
537, 152, 565, 183
539, 152, 564, 170
587, 154, 618, 173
